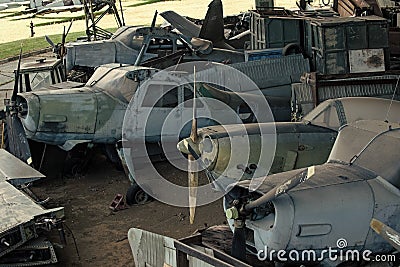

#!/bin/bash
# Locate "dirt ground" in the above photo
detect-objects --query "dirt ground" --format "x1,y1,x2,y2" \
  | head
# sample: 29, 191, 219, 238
31, 150, 228, 267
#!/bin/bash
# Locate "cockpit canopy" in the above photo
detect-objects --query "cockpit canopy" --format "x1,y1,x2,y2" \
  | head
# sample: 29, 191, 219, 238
328, 120, 400, 187
85, 64, 156, 103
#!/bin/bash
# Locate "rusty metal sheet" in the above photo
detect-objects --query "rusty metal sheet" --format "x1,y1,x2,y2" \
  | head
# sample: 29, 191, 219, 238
0, 149, 44, 185
128, 227, 177, 267
0, 180, 63, 234
128, 228, 229, 267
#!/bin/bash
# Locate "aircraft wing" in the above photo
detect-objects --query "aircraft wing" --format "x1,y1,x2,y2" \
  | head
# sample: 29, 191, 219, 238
0, 149, 64, 258
160, 10, 201, 38
35, 4, 83, 15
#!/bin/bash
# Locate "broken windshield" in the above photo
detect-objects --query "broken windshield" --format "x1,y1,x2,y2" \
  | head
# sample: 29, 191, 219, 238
111, 26, 143, 50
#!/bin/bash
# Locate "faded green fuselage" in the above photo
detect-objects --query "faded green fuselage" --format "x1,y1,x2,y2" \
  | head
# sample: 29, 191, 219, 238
17, 65, 154, 150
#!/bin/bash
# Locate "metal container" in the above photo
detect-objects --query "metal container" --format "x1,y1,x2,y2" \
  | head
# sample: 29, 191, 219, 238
255, 0, 274, 8
292, 73, 400, 115
250, 9, 303, 50
389, 28, 400, 55
305, 16, 390, 75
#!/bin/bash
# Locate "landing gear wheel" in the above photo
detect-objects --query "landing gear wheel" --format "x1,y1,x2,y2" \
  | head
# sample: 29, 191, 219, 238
282, 43, 302, 56
126, 183, 151, 205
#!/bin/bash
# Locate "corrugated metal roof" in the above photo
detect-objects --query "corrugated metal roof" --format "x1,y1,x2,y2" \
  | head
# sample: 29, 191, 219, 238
231, 55, 310, 89
292, 75, 400, 114
293, 75, 400, 103
193, 55, 310, 95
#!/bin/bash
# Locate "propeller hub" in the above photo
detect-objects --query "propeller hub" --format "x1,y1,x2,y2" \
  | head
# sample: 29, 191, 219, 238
226, 206, 239, 220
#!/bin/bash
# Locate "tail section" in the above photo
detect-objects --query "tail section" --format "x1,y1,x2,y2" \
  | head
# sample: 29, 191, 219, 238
30, 0, 39, 9
199, 0, 234, 50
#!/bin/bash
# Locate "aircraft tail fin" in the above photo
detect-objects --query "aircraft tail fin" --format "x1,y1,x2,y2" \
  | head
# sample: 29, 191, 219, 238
29, 0, 38, 8
199, 0, 233, 50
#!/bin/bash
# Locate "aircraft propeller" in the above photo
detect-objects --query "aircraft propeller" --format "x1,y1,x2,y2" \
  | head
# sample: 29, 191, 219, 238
45, 20, 73, 59
5, 45, 32, 165
188, 66, 198, 224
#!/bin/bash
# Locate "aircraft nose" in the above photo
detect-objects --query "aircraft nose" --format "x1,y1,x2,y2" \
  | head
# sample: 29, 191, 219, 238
17, 94, 39, 135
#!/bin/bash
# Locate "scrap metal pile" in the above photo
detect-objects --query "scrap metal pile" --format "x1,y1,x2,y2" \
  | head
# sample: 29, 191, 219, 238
1, 0, 400, 265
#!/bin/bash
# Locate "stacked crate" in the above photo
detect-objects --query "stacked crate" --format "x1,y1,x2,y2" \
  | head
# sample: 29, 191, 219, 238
249, 9, 303, 50
304, 16, 390, 74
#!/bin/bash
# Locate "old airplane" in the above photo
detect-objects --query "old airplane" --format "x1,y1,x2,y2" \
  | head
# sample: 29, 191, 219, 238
160, 0, 250, 50
0, 149, 65, 265
28, 0, 83, 15
0, 0, 28, 10
178, 97, 400, 183
124, 120, 400, 266
6, 59, 292, 204
65, 10, 245, 81
221, 119, 400, 265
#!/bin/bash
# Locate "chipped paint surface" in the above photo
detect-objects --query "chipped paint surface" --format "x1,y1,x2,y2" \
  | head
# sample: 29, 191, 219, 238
128, 228, 215, 267
386, 231, 400, 246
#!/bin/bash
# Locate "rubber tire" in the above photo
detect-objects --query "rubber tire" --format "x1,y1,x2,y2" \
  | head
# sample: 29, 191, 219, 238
282, 43, 302, 56
126, 183, 151, 205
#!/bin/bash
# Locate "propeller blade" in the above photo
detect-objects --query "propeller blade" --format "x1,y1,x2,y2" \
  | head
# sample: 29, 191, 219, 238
7, 45, 32, 165
62, 26, 66, 44
188, 154, 198, 224
371, 218, 400, 251
45, 35, 55, 48
11, 45, 23, 102
66, 19, 73, 37
245, 166, 315, 211
6, 112, 32, 165
231, 224, 246, 261
189, 66, 198, 224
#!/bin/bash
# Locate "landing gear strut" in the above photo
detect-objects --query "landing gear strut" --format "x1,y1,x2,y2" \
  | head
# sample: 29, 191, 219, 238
116, 143, 151, 205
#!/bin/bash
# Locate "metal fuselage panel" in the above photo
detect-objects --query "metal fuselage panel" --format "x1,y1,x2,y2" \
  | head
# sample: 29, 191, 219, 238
22, 87, 126, 146
202, 122, 336, 180
239, 164, 400, 257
